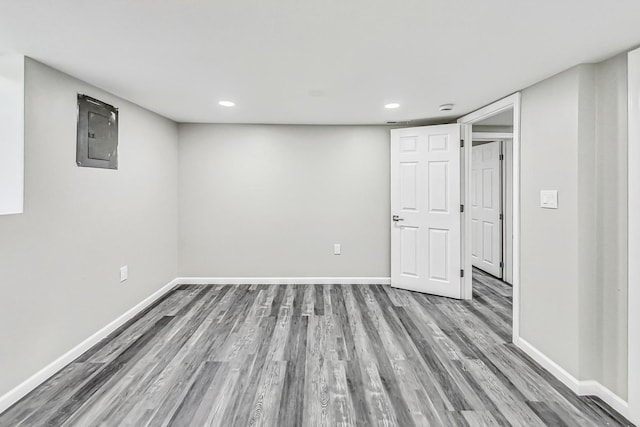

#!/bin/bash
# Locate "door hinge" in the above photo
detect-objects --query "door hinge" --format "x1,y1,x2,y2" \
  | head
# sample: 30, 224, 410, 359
460, 269, 465, 278
499, 213, 503, 220
460, 139, 464, 148
499, 154, 504, 160
460, 204, 464, 213
500, 261, 504, 268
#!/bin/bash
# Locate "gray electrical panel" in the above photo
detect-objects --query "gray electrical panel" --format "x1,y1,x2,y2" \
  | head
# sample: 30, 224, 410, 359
76, 94, 118, 169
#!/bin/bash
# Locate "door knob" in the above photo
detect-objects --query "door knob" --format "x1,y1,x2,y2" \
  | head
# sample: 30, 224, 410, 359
392, 215, 404, 222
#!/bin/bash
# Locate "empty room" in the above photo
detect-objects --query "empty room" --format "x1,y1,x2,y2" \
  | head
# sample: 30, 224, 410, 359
1, 1, 640, 426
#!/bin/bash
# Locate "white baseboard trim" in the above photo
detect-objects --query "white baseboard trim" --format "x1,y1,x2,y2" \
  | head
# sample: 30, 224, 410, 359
579, 380, 630, 418
516, 337, 629, 419
176, 276, 392, 285
515, 337, 582, 394
0, 278, 179, 415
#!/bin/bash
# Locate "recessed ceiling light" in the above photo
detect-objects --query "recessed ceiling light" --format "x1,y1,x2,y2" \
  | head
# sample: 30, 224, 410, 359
219, 101, 235, 107
385, 103, 400, 109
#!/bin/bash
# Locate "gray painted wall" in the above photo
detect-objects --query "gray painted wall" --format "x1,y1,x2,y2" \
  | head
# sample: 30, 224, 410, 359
595, 54, 628, 397
577, 64, 599, 382
520, 65, 583, 377
178, 124, 390, 277
519, 55, 628, 398
0, 59, 179, 397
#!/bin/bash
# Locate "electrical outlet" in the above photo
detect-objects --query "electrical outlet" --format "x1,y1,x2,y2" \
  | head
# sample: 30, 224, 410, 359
334, 243, 341, 255
120, 265, 128, 282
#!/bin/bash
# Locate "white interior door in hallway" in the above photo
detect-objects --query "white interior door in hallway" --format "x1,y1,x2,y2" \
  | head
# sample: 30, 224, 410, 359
390, 124, 463, 299
471, 140, 503, 277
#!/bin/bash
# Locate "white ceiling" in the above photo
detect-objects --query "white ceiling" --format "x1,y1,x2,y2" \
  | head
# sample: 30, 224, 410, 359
1, 1, 640, 125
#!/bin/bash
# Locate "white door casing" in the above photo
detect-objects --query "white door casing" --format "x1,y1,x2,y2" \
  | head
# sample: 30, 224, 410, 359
458, 93, 521, 339
503, 139, 514, 285
390, 124, 462, 299
471, 141, 502, 277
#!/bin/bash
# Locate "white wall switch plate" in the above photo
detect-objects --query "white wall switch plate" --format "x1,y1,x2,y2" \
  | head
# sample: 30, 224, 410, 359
120, 265, 128, 282
540, 190, 558, 209
334, 243, 341, 255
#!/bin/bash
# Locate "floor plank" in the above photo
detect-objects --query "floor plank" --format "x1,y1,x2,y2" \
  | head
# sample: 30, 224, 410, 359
0, 274, 634, 426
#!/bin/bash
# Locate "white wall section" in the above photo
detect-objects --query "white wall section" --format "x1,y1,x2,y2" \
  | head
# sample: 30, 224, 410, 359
627, 46, 640, 427
0, 59, 179, 398
178, 124, 390, 278
519, 54, 629, 404
520, 67, 582, 378
595, 54, 629, 400
0, 54, 24, 215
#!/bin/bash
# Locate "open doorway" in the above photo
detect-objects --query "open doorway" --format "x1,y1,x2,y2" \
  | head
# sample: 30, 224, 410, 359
470, 110, 514, 284
459, 93, 521, 342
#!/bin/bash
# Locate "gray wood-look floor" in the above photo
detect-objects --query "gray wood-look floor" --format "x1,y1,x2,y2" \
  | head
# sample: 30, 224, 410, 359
0, 270, 634, 426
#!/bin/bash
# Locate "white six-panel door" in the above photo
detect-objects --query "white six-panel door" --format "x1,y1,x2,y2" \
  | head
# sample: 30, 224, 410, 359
390, 124, 462, 299
471, 141, 502, 277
